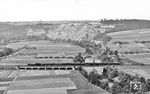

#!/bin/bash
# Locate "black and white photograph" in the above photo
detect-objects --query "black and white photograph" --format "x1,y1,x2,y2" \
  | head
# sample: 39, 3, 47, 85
0, 0, 150, 94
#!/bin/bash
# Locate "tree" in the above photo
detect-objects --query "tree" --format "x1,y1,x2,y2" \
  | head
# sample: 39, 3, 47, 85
109, 50, 113, 55
105, 47, 109, 54
0, 51, 4, 57
140, 77, 146, 84
109, 69, 119, 78
3, 48, 13, 56
85, 47, 93, 54
122, 84, 130, 93
102, 67, 108, 78
88, 69, 100, 85
73, 53, 85, 63
114, 50, 118, 56
99, 82, 109, 91
80, 68, 88, 78
145, 79, 150, 91
101, 55, 111, 63
111, 82, 122, 94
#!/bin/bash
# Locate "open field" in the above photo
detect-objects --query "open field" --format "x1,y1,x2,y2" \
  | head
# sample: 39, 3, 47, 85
107, 29, 150, 53
107, 29, 150, 79
123, 53, 150, 58
123, 53, 150, 63
108, 29, 150, 38
0, 41, 29, 49
107, 29, 150, 65
118, 66, 150, 79
0, 70, 109, 94
19, 49, 83, 55
108, 42, 150, 53
123, 53, 150, 64
0, 40, 85, 52
108, 29, 150, 46
127, 57, 150, 64
143, 43, 150, 48
0, 59, 74, 65
0, 40, 85, 66
4, 70, 76, 94
12, 40, 85, 55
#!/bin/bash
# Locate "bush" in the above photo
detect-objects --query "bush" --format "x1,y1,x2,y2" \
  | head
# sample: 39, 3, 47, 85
100, 82, 109, 90
78, 66, 148, 94
145, 79, 150, 91
85, 47, 93, 54
80, 69, 88, 78
88, 69, 100, 85
140, 77, 146, 84
109, 69, 119, 78
0, 48, 13, 57
111, 82, 122, 94
73, 53, 84, 63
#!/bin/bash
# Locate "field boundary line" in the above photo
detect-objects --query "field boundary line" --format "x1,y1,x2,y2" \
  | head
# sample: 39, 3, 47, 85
3, 70, 22, 94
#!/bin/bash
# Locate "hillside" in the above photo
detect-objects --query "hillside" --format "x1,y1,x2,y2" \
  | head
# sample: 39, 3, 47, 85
1, 19, 150, 43
0, 23, 29, 40
100, 19, 150, 33
0, 22, 109, 43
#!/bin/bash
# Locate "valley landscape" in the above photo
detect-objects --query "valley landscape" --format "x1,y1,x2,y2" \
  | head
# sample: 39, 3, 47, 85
0, 19, 150, 94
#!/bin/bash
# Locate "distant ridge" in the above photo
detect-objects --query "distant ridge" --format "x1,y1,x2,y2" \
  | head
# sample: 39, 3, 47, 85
0, 19, 150, 42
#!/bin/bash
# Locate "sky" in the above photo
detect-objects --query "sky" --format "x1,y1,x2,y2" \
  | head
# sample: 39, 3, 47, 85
0, 0, 150, 21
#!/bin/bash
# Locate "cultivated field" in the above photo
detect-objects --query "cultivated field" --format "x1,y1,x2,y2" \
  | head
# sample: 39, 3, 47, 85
107, 29, 150, 61
18, 41, 85, 55
0, 41, 29, 49
107, 29, 150, 79
118, 66, 150, 79
0, 59, 74, 65
108, 29, 150, 40
0, 70, 109, 94
143, 43, 150, 49
122, 53, 150, 64
0, 40, 85, 66
107, 29, 150, 51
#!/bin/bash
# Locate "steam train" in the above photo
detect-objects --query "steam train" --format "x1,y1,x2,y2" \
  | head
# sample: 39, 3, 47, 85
17, 53, 120, 70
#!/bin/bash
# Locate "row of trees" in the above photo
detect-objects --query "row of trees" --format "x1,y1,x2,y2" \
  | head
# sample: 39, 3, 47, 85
120, 50, 150, 55
77, 66, 150, 94
53, 38, 103, 54
100, 47, 121, 63
26, 35, 49, 41
52, 34, 122, 64
0, 46, 25, 58
113, 40, 150, 45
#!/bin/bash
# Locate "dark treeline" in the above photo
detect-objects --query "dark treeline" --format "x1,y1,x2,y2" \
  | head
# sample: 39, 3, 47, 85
113, 40, 150, 45
0, 48, 13, 57
0, 46, 25, 58
100, 19, 150, 24
77, 66, 150, 94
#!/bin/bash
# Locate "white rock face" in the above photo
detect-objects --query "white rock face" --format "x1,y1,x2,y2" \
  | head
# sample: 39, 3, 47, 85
26, 23, 106, 41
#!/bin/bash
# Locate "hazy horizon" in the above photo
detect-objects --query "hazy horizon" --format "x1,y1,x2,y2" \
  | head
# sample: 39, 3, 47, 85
0, 0, 150, 21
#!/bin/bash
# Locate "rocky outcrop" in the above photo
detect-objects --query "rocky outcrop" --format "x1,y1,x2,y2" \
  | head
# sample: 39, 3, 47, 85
26, 22, 107, 42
